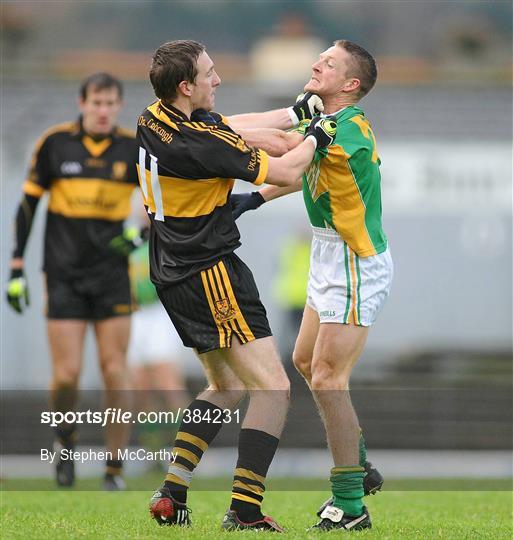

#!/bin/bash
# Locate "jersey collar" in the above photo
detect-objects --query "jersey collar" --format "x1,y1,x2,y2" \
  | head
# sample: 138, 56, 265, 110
159, 101, 190, 122
331, 105, 365, 122
321, 105, 347, 118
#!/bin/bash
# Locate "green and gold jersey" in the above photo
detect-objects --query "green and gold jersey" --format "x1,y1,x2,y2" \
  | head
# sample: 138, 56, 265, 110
23, 118, 139, 279
129, 243, 158, 306
302, 106, 387, 257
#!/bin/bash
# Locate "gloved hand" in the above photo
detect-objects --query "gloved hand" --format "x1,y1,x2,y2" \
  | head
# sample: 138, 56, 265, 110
109, 226, 147, 256
229, 192, 265, 220
288, 92, 324, 126
6, 268, 29, 314
304, 116, 338, 150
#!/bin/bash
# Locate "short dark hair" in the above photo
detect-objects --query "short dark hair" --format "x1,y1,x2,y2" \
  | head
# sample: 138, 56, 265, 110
79, 72, 123, 100
150, 40, 206, 102
334, 40, 377, 99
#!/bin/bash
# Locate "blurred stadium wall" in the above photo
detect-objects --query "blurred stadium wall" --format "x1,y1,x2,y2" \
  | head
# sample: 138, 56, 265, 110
1, 2, 511, 455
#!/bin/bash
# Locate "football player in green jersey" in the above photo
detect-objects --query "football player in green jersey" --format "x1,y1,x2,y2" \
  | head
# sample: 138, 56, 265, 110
232, 40, 393, 531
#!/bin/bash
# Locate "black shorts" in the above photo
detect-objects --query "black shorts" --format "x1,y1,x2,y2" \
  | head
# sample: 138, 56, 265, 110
157, 254, 272, 354
46, 268, 134, 320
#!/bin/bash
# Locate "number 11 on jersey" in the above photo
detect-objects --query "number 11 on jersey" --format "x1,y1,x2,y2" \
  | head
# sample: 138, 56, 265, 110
138, 146, 165, 221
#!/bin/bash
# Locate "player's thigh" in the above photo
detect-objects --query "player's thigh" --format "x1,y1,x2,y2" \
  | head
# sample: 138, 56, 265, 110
196, 349, 247, 410
197, 348, 245, 392
47, 319, 88, 379
223, 336, 289, 392
311, 322, 369, 388
292, 304, 320, 372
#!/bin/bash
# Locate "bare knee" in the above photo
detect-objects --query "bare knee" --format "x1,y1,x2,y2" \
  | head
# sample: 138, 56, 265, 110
100, 354, 127, 388
292, 347, 312, 383
279, 377, 291, 406
249, 377, 290, 411
310, 359, 351, 391
254, 366, 290, 395
205, 380, 247, 401
205, 370, 244, 392
238, 345, 290, 394
51, 347, 81, 388
283, 377, 291, 400
274, 373, 291, 402
246, 369, 290, 413
53, 365, 80, 388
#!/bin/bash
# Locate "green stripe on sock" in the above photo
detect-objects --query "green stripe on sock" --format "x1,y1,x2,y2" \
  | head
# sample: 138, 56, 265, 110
331, 466, 364, 474
359, 431, 367, 468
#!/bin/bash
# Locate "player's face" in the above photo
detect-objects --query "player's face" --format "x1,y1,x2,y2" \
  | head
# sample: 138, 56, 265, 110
304, 45, 358, 98
191, 51, 221, 111
79, 86, 122, 136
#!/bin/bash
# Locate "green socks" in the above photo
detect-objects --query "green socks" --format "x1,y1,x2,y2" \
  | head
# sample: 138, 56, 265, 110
330, 466, 365, 517
328, 430, 367, 516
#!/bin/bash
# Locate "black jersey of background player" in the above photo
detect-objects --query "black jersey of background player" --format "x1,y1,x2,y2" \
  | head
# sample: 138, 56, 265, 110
23, 118, 139, 280
136, 101, 269, 286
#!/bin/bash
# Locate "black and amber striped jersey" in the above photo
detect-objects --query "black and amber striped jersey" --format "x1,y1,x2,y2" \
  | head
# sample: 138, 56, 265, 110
136, 101, 269, 286
22, 118, 138, 279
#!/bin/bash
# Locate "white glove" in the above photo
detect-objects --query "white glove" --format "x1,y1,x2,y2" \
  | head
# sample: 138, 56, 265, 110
287, 92, 325, 126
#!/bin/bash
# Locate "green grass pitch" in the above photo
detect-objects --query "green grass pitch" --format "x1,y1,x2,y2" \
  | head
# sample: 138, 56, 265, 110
1, 478, 511, 539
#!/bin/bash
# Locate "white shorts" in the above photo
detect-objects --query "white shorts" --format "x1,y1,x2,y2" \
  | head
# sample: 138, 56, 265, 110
128, 301, 184, 366
307, 227, 393, 326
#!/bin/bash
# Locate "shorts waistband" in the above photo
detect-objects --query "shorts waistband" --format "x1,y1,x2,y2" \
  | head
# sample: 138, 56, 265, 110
311, 226, 343, 242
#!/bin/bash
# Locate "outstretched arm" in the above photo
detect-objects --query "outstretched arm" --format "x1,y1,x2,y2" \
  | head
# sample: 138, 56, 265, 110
228, 93, 324, 131
237, 129, 303, 157
229, 117, 336, 220
259, 180, 302, 201
229, 109, 293, 131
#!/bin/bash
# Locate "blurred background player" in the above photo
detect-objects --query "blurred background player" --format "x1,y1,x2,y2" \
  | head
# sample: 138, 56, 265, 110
138, 40, 336, 530
5, 72, 142, 490
232, 40, 392, 530
272, 228, 311, 364
128, 235, 190, 465
250, 12, 325, 87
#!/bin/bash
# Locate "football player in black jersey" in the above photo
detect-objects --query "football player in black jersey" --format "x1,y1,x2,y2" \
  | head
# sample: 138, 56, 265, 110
6, 73, 141, 490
